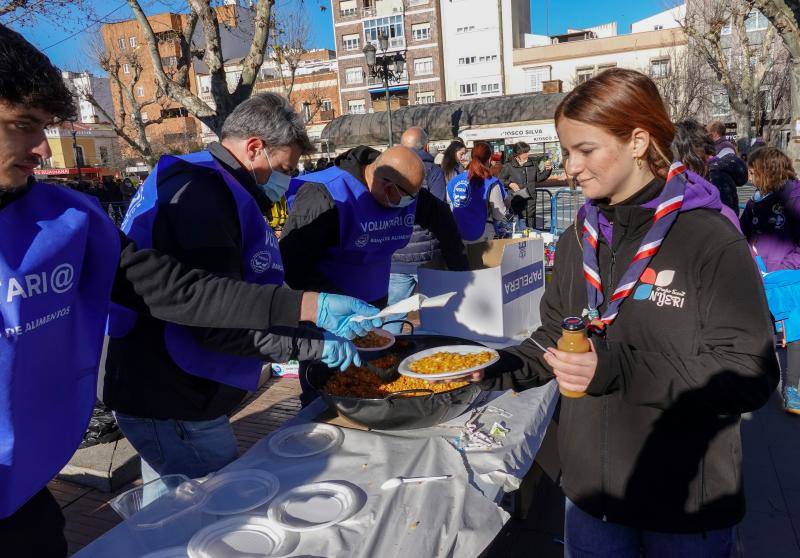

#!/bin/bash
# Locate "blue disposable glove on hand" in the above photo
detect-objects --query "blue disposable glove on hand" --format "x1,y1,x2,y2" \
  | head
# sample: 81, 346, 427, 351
321, 333, 362, 371
316, 292, 383, 340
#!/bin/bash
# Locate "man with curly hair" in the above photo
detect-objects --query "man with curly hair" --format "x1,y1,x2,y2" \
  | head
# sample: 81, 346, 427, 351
0, 24, 378, 556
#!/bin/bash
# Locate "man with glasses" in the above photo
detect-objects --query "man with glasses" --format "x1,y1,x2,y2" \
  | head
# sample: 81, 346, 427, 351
102, 94, 382, 484
280, 144, 468, 405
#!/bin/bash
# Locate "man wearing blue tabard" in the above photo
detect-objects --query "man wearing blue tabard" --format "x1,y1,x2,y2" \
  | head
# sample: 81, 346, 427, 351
103, 94, 382, 486
0, 27, 379, 556
281, 145, 470, 404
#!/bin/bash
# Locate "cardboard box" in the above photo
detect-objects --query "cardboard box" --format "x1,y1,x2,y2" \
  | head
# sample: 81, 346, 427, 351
418, 238, 545, 343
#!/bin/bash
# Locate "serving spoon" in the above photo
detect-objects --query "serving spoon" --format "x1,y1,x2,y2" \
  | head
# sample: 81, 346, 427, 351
380, 475, 453, 490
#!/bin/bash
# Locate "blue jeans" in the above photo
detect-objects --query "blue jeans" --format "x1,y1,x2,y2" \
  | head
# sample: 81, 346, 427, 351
384, 272, 418, 334
564, 499, 736, 558
114, 413, 238, 483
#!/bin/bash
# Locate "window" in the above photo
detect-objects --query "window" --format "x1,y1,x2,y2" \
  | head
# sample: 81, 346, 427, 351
481, 83, 500, 94
650, 58, 670, 78
162, 107, 189, 119
321, 99, 333, 111
340, 0, 357, 17
721, 22, 732, 35
576, 67, 593, 84
597, 63, 616, 73
478, 54, 498, 63
342, 33, 360, 51
117, 38, 125, 50
456, 25, 476, 33
416, 91, 435, 104
654, 24, 664, 30
412, 22, 431, 41
98, 146, 109, 165
348, 99, 366, 114
459, 82, 478, 96
345, 67, 363, 84
136, 85, 144, 97
746, 10, 769, 32
525, 67, 550, 93
711, 91, 731, 116
758, 87, 774, 113
129, 36, 137, 47
364, 15, 405, 49
413, 57, 433, 76
458, 56, 476, 65
123, 63, 130, 75
160, 56, 178, 68
141, 111, 149, 122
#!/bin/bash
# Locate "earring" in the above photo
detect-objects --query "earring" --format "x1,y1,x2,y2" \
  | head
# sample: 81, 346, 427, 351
635, 156, 643, 170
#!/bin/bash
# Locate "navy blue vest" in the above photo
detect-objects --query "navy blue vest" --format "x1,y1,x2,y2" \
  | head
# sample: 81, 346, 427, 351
107, 151, 284, 391
0, 183, 119, 518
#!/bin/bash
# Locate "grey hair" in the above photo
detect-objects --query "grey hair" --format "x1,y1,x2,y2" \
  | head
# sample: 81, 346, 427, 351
401, 126, 429, 150
221, 92, 315, 154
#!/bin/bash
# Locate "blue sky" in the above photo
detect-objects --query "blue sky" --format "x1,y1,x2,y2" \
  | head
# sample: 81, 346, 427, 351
12, 0, 671, 73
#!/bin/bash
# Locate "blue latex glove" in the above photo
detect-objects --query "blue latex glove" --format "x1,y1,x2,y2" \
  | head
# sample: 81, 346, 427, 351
321, 333, 362, 371
316, 292, 383, 340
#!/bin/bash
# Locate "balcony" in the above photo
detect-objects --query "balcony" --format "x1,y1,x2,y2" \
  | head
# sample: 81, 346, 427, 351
317, 109, 336, 122
339, 8, 357, 18
367, 69, 408, 89
362, 6, 376, 17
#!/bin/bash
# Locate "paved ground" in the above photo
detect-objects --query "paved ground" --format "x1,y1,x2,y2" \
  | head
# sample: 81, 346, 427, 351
54, 378, 799, 557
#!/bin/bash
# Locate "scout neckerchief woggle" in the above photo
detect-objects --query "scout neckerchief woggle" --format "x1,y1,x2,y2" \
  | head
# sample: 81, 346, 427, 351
581, 161, 687, 334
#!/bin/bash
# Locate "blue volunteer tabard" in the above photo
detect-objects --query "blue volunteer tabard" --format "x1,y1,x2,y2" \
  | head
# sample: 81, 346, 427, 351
0, 182, 120, 518
107, 150, 284, 391
446, 171, 505, 242
293, 166, 417, 302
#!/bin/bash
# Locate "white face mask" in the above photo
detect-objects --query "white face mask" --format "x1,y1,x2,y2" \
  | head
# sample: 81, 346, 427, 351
251, 149, 291, 203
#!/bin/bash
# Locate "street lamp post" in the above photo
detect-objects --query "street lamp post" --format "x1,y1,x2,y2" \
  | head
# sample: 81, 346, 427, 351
70, 121, 82, 183
363, 32, 405, 147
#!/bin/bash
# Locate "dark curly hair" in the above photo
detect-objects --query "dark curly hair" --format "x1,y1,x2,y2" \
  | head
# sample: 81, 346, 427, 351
0, 24, 76, 121
672, 119, 715, 178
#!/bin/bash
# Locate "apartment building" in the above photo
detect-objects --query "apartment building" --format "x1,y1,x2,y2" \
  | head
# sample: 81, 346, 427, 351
100, 1, 255, 158
61, 71, 115, 124
196, 50, 340, 151
509, 8, 688, 96
439, 0, 530, 101
332, 0, 445, 115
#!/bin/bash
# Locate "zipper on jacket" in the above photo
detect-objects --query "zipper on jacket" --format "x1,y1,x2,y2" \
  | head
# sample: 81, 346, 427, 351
601, 244, 615, 519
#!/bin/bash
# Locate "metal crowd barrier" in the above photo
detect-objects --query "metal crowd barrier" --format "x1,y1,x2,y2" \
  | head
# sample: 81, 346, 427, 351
550, 188, 585, 235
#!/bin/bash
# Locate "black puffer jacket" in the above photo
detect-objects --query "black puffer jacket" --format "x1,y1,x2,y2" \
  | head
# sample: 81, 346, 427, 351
392, 148, 449, 265
709, 154, 747, 214
498, 156, 552, 227
482, 179, 778, 533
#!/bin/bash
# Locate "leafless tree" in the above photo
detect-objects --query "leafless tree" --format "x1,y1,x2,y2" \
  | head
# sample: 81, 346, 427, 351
683, 0, 787, 146
80, 36, 166, 168
268, 5, 311, 104
751, 0, 800, 164
125, 0, 276, 137
0, 0, 88, 22
650, 45, 715, 122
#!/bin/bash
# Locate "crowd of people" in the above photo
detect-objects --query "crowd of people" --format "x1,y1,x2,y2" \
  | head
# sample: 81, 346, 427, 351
2, 21, 799, 558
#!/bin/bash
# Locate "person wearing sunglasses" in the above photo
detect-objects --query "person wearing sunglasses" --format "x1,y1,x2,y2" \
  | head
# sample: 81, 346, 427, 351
281, 144, 469, 405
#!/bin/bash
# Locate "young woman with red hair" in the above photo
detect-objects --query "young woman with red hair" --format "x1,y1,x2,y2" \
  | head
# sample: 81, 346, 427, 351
479, 68, 778, 556
446, 141, 510, 242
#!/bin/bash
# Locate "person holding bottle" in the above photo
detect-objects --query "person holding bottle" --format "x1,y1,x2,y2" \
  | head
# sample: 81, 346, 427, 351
478, 69, 778, 556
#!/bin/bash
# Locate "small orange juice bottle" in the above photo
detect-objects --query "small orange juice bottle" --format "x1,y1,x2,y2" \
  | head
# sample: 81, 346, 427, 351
556, 317, 591, 398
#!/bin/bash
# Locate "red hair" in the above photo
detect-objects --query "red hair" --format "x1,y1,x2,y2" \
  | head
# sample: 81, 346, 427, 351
554, 68, 675, 178
468, 142, 492, 181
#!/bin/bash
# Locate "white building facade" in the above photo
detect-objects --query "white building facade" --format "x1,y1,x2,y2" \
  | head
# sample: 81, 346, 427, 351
439, 0, 530, 101
61, 71, 115, 124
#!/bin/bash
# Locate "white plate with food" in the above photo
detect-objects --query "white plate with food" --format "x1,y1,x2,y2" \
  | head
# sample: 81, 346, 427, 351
398, 345, 500, 380
267, 423, 344, 458
352, 329, 395, 352
187, 515, 299, 558
267, 481, 360, 532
